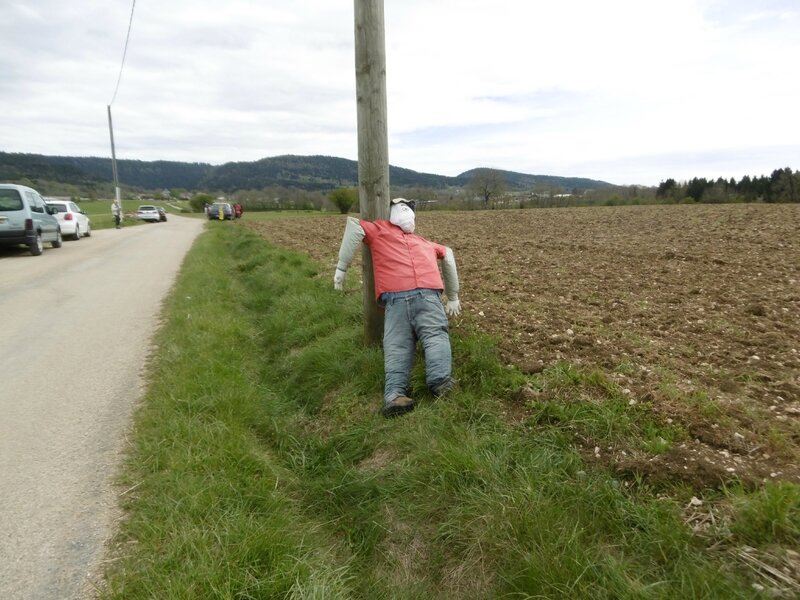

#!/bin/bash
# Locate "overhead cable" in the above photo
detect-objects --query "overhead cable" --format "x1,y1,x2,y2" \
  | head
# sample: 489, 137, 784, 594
109, 0, 137, 106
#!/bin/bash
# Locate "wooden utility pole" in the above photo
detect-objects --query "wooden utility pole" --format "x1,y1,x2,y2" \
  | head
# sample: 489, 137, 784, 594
354, 0, 390, 344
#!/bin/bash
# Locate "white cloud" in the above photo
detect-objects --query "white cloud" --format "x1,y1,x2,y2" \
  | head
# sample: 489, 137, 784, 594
0, 0, 798, 186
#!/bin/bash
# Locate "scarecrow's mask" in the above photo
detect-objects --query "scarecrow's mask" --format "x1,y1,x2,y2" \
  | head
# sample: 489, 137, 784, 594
389, 200, 416, 233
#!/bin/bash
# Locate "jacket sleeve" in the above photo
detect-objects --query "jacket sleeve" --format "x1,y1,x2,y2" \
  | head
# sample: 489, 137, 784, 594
336, 217, 365, 271
441, 247, 460, 300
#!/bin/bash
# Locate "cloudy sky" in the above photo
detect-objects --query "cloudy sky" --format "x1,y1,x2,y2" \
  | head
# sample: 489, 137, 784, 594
1, 0, 798, 186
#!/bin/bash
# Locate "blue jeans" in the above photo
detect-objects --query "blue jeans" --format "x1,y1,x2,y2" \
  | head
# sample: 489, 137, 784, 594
381, 288, 452, 404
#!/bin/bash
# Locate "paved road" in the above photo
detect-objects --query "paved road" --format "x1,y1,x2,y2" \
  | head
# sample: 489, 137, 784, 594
0, 216, 205, 599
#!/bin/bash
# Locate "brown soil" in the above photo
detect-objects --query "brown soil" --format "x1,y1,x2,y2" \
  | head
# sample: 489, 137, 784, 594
242, 203, 800, 490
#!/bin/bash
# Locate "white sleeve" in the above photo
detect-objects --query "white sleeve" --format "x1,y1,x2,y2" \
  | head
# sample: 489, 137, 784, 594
336, 217, 365, 271
442, 247, 460, 300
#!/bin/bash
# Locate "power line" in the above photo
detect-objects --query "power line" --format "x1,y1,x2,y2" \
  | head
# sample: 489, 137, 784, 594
109, 0, 137, 106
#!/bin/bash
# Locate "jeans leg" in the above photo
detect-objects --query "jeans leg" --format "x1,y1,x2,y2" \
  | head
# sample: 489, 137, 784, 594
383, 300, 416, 404
412, 295, 452, 394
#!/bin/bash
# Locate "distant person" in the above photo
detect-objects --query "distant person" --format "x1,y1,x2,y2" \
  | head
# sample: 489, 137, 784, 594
333, 198, 461, 417
111, 201, 122, 229
233, 202, 243, 218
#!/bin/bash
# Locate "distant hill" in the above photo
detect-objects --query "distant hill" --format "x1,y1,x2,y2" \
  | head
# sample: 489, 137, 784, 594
202, 155, 457, 191
0, 153, 213, 190
0, 151, 613, 194
454, 168, 613, 192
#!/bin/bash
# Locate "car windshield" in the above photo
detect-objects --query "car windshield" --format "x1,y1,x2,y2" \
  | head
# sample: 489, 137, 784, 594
138, 206, 156, 211
0, 189, 23, 211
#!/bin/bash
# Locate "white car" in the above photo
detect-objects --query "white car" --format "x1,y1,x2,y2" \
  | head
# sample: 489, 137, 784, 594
45, 199, 91, 240
136, 205, 161, 222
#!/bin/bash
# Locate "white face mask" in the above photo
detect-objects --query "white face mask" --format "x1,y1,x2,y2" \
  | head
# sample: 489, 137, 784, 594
390, 203, 416, 233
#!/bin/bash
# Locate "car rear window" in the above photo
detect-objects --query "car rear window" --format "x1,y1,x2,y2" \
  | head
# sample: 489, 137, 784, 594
47, 203, 68, 213
0, 189, 23, 211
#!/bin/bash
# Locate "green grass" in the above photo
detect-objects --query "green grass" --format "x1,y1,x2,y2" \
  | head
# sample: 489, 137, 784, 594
102, 224, 798, 599
76, 198, 193, 230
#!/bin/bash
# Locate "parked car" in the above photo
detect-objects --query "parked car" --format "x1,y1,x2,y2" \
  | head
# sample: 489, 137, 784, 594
136, 205, 161, 222
207, 202, 234, 220
156, 206, 168, 222
0, 183, 62, 255
45, 199, 91, 240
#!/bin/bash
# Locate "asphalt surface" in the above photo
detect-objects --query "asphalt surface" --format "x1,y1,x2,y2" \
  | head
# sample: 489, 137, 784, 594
0, 215, 204, 599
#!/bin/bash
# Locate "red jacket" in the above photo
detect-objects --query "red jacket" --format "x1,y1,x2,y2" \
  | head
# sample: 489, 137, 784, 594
360, 220, 446, 299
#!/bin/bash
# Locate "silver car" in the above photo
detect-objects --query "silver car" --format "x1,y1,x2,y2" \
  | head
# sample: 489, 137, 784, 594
45, 199, 92, 240
0, 183, 62, 255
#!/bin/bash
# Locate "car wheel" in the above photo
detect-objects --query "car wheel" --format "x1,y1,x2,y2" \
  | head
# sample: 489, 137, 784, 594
29, 232, 44, 256
73, 226, 81, 241
52, 230, 63, 248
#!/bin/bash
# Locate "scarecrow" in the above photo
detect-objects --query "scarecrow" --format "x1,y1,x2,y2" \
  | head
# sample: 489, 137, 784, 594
334, 198, 461, 417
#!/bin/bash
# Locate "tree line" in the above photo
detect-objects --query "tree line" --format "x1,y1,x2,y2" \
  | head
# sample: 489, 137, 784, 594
656, 167, 800, 203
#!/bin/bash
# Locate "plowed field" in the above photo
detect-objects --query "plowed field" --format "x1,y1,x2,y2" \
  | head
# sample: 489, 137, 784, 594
243, 203, 800, 490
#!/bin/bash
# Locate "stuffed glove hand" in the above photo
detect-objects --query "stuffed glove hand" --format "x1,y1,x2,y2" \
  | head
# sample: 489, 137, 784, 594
333, 268, 347, 290
445, 297, 461, 317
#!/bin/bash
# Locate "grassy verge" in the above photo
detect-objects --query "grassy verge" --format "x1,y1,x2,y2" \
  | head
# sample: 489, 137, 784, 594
103, 224, 799, 599
78, 199, 194, 230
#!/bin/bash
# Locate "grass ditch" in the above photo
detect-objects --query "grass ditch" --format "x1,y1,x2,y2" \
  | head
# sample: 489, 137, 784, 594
103, 223, 800, 599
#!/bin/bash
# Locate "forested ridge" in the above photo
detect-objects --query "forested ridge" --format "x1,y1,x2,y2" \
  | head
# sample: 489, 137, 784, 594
2, 150, 796, 203
0, 151, 610, 194
0, 152, 212, 190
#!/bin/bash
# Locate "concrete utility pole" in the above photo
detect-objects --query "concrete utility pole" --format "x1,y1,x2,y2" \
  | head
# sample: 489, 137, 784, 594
354, 0, 390, 344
